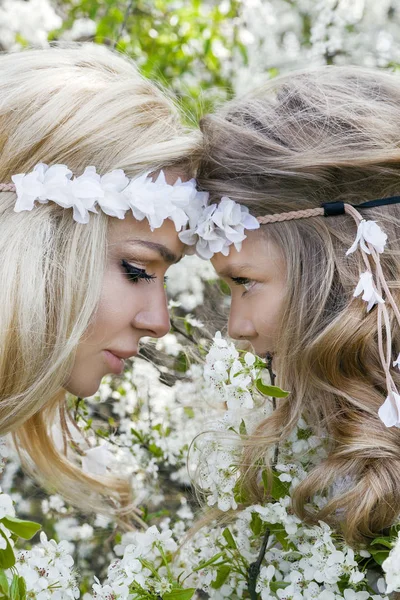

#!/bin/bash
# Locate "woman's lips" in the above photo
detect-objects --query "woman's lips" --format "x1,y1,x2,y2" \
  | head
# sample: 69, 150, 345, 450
103, 350, 126, 375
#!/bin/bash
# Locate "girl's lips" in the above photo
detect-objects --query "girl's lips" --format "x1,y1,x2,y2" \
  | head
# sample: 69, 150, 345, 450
103, 350, 125, 375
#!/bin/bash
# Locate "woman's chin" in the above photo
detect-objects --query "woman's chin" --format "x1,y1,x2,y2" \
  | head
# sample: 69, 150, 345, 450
63, 377, 101, 399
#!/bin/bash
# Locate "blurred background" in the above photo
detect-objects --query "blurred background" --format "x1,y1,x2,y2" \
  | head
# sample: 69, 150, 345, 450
1, 0, 400, 117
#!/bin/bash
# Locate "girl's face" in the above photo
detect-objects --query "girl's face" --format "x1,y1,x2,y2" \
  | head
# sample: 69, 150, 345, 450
211, 230, 287, 357
65, 178, 185, 398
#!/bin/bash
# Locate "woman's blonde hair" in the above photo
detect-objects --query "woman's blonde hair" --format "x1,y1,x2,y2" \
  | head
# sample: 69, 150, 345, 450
0, 43, 201, 516
198, 66, 400, 545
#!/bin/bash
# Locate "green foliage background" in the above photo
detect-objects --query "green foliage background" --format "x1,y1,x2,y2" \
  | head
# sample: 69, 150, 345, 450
50, 0, 245, 117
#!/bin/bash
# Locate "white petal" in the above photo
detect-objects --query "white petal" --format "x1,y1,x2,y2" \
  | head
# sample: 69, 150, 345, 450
346, 226, 362, 256
101, 169, 129, 191
242, 213, 260, 230
178, 229, 198, 245
378, 393, 400, 427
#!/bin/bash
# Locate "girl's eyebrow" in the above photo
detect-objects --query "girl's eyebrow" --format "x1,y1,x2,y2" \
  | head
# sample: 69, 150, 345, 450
124, 239, 181, 264
217, 263, 254, 278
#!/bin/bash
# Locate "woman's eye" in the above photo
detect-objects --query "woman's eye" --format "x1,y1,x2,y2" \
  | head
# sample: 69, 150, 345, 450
231, 276, 256, 293
121, 259, 156, 284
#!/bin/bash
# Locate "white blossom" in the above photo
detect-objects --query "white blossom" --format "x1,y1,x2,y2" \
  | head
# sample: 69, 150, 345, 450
346, 220, 387, 256
382, 533, 400, 593
378, 392, 400, 428
353, 271, 384, 312
81, 443, 113, 476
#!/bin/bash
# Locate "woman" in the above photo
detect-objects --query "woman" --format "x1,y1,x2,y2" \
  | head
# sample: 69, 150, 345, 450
0, 43, 201, 517
190, 66, 400, 545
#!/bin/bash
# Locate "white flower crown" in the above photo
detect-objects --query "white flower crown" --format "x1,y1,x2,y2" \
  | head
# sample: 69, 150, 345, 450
5, 163, 260, 256
8, 163, 207, 229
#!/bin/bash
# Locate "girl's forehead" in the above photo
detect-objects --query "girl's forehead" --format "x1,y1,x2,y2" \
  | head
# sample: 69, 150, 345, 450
211, 230, 284, 275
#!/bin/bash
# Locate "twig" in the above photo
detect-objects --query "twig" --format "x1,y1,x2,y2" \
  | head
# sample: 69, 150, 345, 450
246, 353, 279, 598
247, 527, 271, 600
265, 352, 279, 467
113, 0, 135, 48
170, 319, 198, 345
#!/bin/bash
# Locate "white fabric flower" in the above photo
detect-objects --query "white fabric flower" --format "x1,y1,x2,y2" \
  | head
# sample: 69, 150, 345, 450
346, 219, 387, 255
212, 197, 260, 248
393, 353, 400, 370
179, 195, 260, 259
124, 170, 198, 231
97, 169, 130, 219
353, 271, 384, 311
60, 166, 103, 224
378, 392, 400, 428
12, 163, 72, 212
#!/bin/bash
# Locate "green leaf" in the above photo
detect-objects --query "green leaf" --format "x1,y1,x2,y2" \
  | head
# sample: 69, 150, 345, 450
17, 577, 26, 600
0, 530, 15, 569
163, 589, 196, 600
274, 528, 291, 551
192, 552, 225, 572
256, 380, 289, 398
148, 443, 163, 458
2, 517, 41, 540
239, 419, 247, 436
222, 528, 237, 549
261, 469, 291, 500
10, 575, 21, 600
369, 547, 390, 565
0, 570, 9, 595
261, 469, 270, 493
370, 537, 394, 549
250, 512, 262, 536
270, 581, 290, 592
271, 471, 290, 501
211, 565, 231, 589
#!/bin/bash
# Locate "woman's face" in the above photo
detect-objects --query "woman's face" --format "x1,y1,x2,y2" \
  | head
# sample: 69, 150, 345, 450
65, 180, 185, 398
211, 230, 287, 357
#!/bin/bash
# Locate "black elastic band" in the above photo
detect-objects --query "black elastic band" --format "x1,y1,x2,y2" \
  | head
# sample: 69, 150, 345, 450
322, 201, 345, 216
322, 195, 400, 217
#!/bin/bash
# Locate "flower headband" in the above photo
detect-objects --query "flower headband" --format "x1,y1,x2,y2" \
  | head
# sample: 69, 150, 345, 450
180, 190, 400, 429
2, 162, 207, 229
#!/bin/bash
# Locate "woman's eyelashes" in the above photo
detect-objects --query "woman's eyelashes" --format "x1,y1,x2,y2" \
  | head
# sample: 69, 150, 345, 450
231, 276, 256, 294
121, 259, 156, 284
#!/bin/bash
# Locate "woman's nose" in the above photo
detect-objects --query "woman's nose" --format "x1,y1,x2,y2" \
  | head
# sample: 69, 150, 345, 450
228, 301, 256, 341
132, 287, 170, 338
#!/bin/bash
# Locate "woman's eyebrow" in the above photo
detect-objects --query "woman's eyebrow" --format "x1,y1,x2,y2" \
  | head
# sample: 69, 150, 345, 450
217, 263, 254, 278
125, 239, 181, 263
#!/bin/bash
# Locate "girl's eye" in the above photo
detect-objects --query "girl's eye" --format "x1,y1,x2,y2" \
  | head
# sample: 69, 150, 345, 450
121, 259, 156, 284
231, 276, 256, 293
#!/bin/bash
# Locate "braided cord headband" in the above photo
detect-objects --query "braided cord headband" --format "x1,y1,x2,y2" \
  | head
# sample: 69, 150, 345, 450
257, 195, 400, 224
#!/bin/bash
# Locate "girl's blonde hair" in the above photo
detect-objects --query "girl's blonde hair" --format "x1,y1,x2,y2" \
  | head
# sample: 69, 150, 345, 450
0, 43, 200, 516
198, 66, 400, 545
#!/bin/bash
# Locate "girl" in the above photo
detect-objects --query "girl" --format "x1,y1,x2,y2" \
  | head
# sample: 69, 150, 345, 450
0, 43, 201, 517
191, 66, 400, 545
